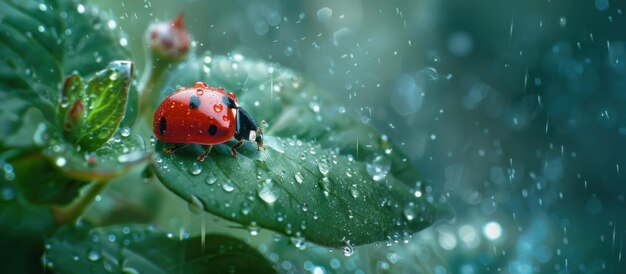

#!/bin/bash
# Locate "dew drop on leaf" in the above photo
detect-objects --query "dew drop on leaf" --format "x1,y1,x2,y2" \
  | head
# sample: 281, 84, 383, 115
366, 155, 391, 181
257, 181, 278, 204
87, 249, 100, 261
205, 173, 217, 185
350, 184, 359, 198
342, 240, 355, 256
222, 181, 235, 192
55, 157, 67, 167
189, 162, 202, 175
318, 160, 330, 176
294, 171, 304, 184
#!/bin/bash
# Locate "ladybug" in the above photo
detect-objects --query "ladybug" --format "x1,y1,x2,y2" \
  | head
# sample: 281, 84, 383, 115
153, 81, 265, 161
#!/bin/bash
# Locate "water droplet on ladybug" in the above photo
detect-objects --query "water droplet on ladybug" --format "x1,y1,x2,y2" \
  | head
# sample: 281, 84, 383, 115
213, 103, 223, 112
193, 82, 207, 89
222, 115, 229, 121
196, 89, 204, 95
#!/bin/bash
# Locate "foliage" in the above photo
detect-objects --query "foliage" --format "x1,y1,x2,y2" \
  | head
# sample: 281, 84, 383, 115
0, 0, 442, 272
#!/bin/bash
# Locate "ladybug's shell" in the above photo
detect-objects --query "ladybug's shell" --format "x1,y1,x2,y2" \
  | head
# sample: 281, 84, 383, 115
153, 85, 237, 145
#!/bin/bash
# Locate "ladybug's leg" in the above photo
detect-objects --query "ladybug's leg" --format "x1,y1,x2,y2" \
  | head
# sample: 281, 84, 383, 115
231, 137, 244, 158
197, 145, 213, 162
163, 143, 189, 153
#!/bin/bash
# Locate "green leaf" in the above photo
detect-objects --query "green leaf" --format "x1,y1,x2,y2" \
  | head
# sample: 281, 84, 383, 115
153, 137, 437, 247
0, 0, 131, 100
45, 225, 276, 274
157, 53, 419, 183
152, 52, 440, 247
58, 61, 134, 151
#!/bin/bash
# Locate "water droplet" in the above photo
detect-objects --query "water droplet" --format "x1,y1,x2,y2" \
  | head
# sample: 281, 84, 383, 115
107, 20, 117, 30
222, 181, 235, 192
38, 3, 47, 11
294, 172, 304, 184
318, 160, 330, 176
87, 249, 100, 261
55, 157, 67, 167
97, 127, 111, 140
213, 103, 223, 112
317, 7, 333, 22
222, 115, 229, 121
342, 240, 355, 256
188, 195, 204, 215
76, 4, 85, 14
249, 222, 260, 236
403, 206, 415, 221
299, 153, 307, 160
258, 181, 278, 204
350, 184, 359, 198
190, 162, 202, 175
37, 25, 45, 32
559, 17, 567, 27
318, 177, 330, 196
309, 102, 321, 113
117, 151, 145, 163
196, 89, 204, 95
366, 156, 391, 181
120, 126, 131, 137
205, 173, 217, 185
119, 37, 128, 47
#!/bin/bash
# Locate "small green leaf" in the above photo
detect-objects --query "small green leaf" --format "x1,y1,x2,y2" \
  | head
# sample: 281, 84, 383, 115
70, 61, 133, 151
153, 137, 437, 247
45, 225, 276, 274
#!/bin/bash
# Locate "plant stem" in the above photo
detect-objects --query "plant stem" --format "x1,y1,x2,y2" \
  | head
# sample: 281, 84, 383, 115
52, 181, 108, 225
138, 58, 169, 123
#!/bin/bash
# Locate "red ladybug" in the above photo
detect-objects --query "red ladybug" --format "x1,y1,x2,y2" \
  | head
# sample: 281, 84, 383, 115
153, 81, 264, 161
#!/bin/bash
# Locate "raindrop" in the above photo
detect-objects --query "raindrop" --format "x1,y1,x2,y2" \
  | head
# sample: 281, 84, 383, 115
119, 37, 128, 47
291, 237, 306, 250
205, 173, 218, 185
55, 157, 67, 167
222, 181, 235, 192
249, 222, 260, 236
317, 7, 333, 22
559, 17, 567, 27
214, 103, 223, 112
294, 172, 304, 184
76, 4, 85, 14
258, 181, 278, 204
38, 3, 47, 11
117, 151, 145, 163
350, 184, 359, 198
37, 25, 45, 32
309, 102, 321, 112
318, 160, 330, 176
342, 240, 355, 256
482, 221, 502, 240
87, 250, 100, 261
403, 206, 415, 221
366, 156, 391, 181
107, 20, 117, 30
120, 126, 131, 137
188, 195, 204, 215
189, 162, 203, 175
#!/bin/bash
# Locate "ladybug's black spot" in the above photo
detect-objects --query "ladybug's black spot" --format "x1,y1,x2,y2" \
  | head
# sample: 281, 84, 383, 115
208, 124, 218, 136
189, 95, 201, 109
159, 117, 167, 135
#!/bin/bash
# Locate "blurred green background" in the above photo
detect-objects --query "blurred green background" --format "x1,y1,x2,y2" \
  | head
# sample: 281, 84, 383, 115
85, 0, 626, 273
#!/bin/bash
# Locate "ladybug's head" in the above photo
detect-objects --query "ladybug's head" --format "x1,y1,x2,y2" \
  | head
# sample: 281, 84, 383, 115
235, 107, 265, 151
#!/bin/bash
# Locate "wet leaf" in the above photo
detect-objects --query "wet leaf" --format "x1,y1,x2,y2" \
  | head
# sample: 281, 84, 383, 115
152, 53, 439, 247
153, 137, 437, 247
57, 61, 134, 151
45, 225, 276, 274
156, 53, 420, 183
